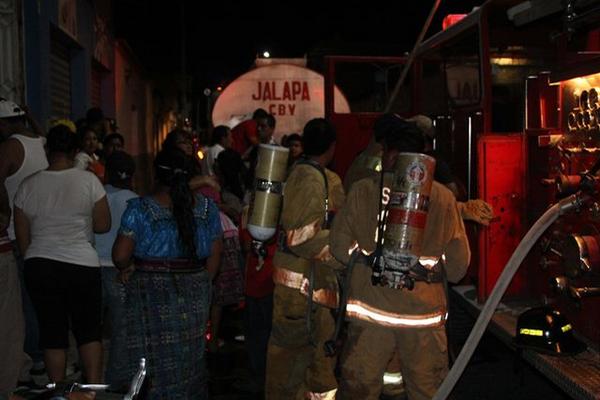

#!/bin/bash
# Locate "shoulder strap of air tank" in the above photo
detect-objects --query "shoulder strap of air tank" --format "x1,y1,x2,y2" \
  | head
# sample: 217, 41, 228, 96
374, 169, 387, 267
296, 157, 330, 229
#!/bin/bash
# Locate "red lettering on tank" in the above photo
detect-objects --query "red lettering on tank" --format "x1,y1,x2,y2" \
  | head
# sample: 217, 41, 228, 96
263, 82, 272, 100
301, 82, 310, 101
268, 104, 277, 114
282, 82, 291, 100
288, 104, 296, 116
252, 81, 262, 100
253, 80, 312, 102
292, 81, 301, 99
278, 104, 286, 115
272, 82, 281, 100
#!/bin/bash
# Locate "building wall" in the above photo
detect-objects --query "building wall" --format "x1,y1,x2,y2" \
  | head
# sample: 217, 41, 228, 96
0, 0, 25, 103
23, 0, 51, 123
20, 0, 159, 192
23, 0, 116, 128
115, 40, 156, 193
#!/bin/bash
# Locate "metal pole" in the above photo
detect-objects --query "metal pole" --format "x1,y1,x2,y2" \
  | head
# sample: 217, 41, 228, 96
385, 0, 443, 113
180, 0, 187, 117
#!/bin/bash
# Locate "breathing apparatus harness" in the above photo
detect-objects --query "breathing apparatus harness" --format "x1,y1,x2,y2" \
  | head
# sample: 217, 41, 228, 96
300, 158, 330, 344
277, 157, 331, 344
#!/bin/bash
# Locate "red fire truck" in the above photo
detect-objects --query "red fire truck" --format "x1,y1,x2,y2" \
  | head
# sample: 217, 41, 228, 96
325, 1, 600, 398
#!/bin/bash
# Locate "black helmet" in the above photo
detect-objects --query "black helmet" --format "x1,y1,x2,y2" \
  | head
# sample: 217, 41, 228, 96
514, 306, 586, 356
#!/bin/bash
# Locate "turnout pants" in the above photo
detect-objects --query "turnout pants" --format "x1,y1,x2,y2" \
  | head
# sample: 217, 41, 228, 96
266, 284, 337, 399
338, 321, 448, 400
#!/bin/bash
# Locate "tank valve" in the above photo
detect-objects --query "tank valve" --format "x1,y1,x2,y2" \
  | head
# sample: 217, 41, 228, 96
555, 154, 600, 197
590, 202, 600, 221
569, 286, 600, 301
561, 234, 599, 278
550, 276, 600, 304
551, 276, 569, 294
539, 256, 558, 270
555, 174, 582, 196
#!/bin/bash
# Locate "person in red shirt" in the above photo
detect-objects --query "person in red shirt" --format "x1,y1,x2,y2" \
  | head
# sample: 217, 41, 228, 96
230, 108, 268, 157
239, 225, 276, 392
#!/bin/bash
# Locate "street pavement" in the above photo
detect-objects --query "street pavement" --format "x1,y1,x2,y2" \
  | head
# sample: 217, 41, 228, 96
21, 304, 570, 399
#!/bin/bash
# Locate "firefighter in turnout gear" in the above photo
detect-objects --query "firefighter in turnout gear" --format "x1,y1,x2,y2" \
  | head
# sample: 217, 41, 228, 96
266, 118, 344, 400
341, 114, 402, 397
330, 114, 470, 400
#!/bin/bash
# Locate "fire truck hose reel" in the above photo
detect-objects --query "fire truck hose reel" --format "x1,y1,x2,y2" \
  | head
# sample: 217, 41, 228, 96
432, 193, 586, 400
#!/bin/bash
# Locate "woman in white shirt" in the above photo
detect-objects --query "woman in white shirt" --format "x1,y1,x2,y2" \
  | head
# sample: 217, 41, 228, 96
13, 124, 110, 384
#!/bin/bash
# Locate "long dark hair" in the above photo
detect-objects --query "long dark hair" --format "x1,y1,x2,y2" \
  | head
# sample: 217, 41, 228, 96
216, 149, 246, 200
154, 149, 198, 258
162, 129, 188, 152
162, 128, 202, 176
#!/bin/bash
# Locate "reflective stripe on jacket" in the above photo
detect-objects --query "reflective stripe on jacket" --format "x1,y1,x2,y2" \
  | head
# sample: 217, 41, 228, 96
346, 298, 446, 328
272, 265, 338, 308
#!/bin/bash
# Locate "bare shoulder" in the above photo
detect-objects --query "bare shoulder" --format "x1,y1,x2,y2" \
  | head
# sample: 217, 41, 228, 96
0, 137, 24, 171
0, 136, 24, 151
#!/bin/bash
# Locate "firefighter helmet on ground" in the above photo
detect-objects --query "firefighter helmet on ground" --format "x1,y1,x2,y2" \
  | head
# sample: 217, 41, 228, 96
514, 306, 586, 356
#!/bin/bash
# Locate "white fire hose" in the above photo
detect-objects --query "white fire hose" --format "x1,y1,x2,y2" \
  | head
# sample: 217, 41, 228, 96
432, 193, 587, 400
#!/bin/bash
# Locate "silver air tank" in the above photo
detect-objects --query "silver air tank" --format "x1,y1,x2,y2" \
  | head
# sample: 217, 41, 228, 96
375, 152, 436, 288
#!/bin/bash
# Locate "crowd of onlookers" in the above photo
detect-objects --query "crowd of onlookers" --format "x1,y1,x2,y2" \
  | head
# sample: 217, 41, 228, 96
0, 100, 301, 399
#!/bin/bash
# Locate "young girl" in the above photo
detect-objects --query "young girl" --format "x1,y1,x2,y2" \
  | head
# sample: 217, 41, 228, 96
74, 127, 104, 180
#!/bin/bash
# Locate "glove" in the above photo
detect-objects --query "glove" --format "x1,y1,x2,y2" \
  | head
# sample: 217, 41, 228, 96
458, 199, 494, 226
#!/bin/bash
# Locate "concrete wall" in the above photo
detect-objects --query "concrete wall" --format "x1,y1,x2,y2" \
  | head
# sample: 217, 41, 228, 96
114, 40, 156, 193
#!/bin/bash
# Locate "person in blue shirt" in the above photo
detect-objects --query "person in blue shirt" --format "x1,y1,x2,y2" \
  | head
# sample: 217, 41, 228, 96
112, 148, 223, 399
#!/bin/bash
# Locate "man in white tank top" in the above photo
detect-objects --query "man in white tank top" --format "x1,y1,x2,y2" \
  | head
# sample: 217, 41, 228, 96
0, 99, 48, 241
0, 98, 48, 392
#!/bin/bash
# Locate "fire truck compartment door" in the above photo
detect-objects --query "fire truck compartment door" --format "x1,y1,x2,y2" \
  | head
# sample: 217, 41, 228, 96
477, 134, 526, 302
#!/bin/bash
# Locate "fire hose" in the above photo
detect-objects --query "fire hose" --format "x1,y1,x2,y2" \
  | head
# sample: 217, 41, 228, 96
432, 193, 587, 400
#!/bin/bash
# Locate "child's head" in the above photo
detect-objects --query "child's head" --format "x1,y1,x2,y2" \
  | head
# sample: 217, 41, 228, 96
105, 151, 136, 188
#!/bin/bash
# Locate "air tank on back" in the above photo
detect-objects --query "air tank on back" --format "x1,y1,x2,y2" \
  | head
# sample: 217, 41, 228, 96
372, 152, 436, 289
247, 144, 289, 241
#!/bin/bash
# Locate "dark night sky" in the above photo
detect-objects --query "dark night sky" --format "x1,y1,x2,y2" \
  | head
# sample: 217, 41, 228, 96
115, 0, 485, 88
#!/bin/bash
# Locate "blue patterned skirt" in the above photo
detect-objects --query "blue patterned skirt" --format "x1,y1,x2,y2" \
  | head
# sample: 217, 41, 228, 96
119, 268, 211, 400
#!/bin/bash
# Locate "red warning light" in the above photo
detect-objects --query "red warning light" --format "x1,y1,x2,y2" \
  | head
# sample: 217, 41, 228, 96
442, 14, 467, 30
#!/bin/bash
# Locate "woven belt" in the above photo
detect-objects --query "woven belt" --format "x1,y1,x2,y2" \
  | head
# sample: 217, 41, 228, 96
134, 257, 207, 273
273, 266, 339, 308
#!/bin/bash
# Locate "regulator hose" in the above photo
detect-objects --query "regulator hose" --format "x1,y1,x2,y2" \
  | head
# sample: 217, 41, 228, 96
432, 193, 584, 400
